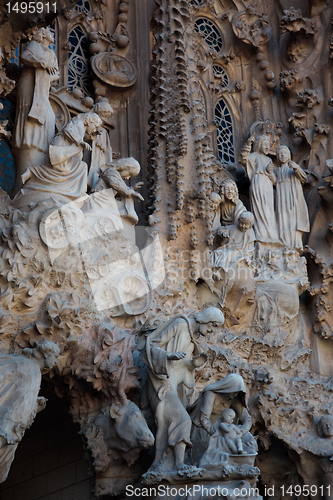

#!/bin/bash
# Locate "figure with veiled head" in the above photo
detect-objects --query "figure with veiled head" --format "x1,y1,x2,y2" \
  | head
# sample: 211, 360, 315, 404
239, 134, 279, 244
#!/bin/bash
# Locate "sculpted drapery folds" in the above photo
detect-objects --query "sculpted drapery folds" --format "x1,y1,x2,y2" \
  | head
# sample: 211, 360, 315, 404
139, 308, 225, 477
12, 27, 59, 195
239, 134, 279, 244
0, 342, 59, 483
14, 112, 102, 209
275, 145, 310, 250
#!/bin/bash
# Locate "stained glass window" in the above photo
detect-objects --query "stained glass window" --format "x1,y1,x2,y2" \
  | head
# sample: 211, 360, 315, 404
213, 65, 229, 88
11, 46, 19, 65
215, 99, 235, 166
0, 99, 16, 193
74, 0, 91, 14
67, 26, 91, 96
0, 99, 15, 128
194, 18, 223, 52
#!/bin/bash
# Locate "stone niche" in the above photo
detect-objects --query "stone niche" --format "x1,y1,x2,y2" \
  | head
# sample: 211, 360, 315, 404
0, 0, 332, 499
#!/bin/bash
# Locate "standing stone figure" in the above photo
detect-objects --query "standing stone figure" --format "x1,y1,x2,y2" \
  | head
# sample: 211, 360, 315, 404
140, 308, 225, 477
275, 145, 309, 251
0, 341, 60, 482
13, 28, 59, 194
239, 134, 279, 244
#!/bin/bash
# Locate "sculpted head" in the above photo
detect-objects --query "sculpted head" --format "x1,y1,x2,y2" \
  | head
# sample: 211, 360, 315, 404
317, 415, 333, 438
195, 307, 225, 336
221, 408, 236, 424
254, 135, 271, 155
84, 113, 103, 135
23, 340, 60, 374
276, 145, 291, 165
113, 158, 141, 179
93, 102, 114, 123
210, 192, 222, 211
33, 27, 54, 46
220, 180, 239, 205
238, 211, 254, 233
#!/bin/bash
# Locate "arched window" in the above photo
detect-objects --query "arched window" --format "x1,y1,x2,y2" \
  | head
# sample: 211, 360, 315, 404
213, 65, 229, 88
215, 98, 235, 167
67, 26, 91, 96
0, 99, 16, 193
194, 18, 223, 52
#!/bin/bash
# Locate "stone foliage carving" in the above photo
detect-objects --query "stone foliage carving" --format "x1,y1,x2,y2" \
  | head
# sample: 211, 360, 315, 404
280, 7, 317, 35
232, 6, 272, 48
0, 341, 59, 483
1, 0, 333, 496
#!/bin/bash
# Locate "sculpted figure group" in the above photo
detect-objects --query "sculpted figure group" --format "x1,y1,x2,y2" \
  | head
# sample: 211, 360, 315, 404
239, 134, 309, 251
139, 308, 258, 484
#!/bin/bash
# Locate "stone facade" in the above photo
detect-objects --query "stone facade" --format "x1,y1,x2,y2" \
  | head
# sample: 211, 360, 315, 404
0, 0, 332, 499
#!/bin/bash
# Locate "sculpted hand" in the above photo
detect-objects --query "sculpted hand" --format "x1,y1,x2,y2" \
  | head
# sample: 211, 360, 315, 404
266, 162, 274, 174
167, 351, 186, 361
248, 134, 256, 145
80, 141, 92, 152
130, 189, 144, 201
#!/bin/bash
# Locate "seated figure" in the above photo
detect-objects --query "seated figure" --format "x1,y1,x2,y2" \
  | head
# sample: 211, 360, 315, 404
13, 112, 102, 210
212, 211, 255, 278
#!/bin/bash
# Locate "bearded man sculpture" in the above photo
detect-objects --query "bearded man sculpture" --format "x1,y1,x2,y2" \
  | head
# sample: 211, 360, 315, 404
139, 307, 225, 479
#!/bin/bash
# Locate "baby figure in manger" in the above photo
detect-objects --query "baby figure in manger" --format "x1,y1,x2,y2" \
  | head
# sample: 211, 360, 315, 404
199, 408, 248, 469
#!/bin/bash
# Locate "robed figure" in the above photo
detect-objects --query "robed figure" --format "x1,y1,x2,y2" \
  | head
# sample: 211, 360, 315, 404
239, 134, 279, 244
275, 146, 309, 250
12, 28, 59, 194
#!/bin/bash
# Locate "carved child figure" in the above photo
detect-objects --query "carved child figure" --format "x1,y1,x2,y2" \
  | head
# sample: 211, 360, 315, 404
219, 408, 244, 454
212, 211, 255, 274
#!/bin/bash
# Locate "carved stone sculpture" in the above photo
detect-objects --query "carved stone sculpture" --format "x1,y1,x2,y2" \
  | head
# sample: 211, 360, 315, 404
212, 179, 247, 231
239, 134, 279, 245
88, 101, 114, 190
0, 341, 60, 482
212, 211, 255, 301
12, 28, 59, 195
275, 145, 309, 250
14, 111, 102, 210
139, 308, 225, 480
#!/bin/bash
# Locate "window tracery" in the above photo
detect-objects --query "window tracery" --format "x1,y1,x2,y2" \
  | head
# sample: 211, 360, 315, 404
215, 98, 236, 167
213, 65, 229, 88
67, 25, 91, 96
194, 18, 223, 52
74, 0, 91, 15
